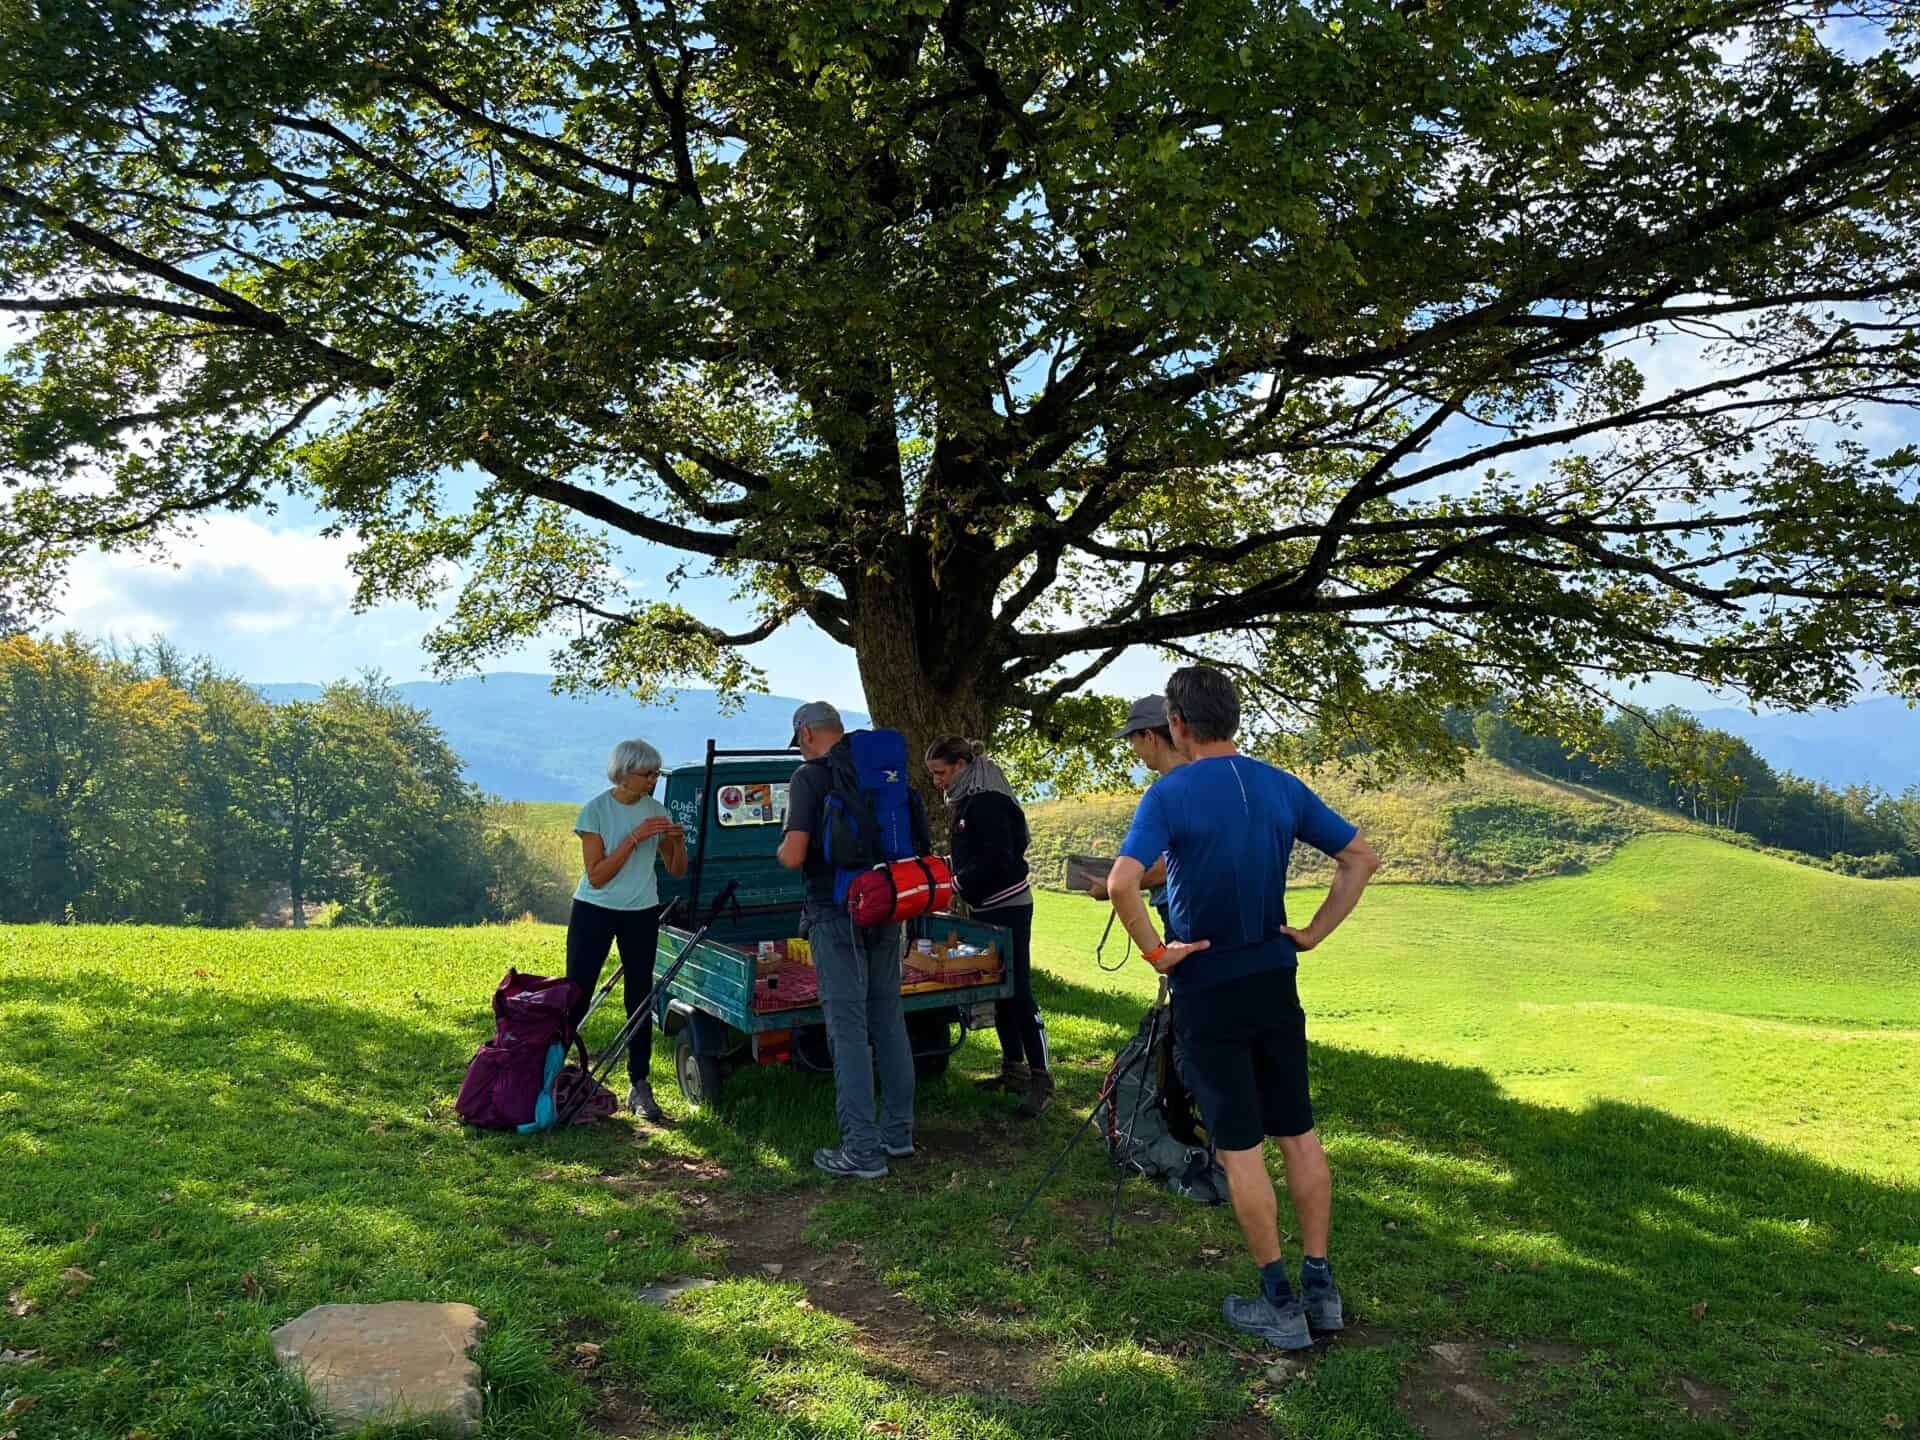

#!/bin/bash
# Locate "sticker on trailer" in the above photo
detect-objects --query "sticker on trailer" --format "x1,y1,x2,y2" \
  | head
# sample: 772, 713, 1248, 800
717, 782, 788, 827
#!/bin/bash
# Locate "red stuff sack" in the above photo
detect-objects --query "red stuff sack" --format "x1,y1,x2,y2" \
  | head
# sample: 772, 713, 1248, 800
845, 855, 954, 927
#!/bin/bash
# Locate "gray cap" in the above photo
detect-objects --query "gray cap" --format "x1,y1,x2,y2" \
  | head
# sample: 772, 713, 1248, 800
1113, 694, 1168, 739
788, 700, 843, 747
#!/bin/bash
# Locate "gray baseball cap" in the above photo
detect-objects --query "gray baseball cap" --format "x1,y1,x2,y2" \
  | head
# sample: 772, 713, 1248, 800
788, 700, 843, 747
1113, 694, 1169, 739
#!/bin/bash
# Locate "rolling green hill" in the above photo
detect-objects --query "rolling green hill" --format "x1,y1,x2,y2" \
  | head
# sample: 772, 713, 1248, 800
1025, 755, 1715, 887
492, 756, 1713, 909
1034, 832, 1920, 1180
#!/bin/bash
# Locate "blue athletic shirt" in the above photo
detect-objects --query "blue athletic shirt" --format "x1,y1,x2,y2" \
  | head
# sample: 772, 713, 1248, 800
1118, 754, 1358, 995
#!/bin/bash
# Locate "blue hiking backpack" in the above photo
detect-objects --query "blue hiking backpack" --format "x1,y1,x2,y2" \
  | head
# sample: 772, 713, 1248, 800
820, 728, 928, 905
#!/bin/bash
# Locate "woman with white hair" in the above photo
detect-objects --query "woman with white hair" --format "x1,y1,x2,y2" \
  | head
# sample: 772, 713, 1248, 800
567, 738, 686, 1122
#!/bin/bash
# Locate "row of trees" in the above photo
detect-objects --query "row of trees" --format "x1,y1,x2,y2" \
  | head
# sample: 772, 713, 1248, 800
1465, 704, 1920, 876
0, 634, 550, 926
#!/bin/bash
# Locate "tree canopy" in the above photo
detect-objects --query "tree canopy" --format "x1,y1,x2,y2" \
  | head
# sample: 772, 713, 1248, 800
4, 0, 1919, 774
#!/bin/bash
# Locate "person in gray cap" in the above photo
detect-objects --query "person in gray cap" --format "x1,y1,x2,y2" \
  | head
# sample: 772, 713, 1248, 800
1087, 696, 1184, 930
776, 700, 919, 1180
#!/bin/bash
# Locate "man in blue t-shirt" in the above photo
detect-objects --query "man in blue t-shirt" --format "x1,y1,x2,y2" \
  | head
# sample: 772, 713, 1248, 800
1107, 666, 1380, 1353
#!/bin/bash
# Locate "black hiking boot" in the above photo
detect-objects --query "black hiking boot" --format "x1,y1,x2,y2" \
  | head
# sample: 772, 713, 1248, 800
1015, 1068, 1055, 1118
975, 1060, 1030, 1094
626, 1080, 664, 1123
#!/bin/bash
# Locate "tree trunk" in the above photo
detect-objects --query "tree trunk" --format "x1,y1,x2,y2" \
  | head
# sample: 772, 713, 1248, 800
289, 839, 306, 930
847, 569, 1002, 838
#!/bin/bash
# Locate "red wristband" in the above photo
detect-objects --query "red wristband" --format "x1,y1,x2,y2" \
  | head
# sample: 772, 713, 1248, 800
1142, 942, 1168, 964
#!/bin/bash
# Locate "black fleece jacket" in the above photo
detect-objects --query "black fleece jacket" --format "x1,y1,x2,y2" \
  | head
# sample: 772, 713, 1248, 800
949, 790, 1031, 907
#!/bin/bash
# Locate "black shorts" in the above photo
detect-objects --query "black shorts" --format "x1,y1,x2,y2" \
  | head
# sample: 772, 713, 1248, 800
1173, 967, 1313, 1150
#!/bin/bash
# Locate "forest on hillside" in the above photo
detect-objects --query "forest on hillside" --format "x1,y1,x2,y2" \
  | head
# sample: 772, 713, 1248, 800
1457, 703, 1920, 876
0, 635, 551, 926
4, 633, 1917, 927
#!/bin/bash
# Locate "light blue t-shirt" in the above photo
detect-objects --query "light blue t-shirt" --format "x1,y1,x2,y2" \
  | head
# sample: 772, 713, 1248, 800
573, 790, 670, 910
1119, 755, 1357, 995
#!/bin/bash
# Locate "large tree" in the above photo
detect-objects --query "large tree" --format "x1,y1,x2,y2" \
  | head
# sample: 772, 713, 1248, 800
4, 0, 1919, 780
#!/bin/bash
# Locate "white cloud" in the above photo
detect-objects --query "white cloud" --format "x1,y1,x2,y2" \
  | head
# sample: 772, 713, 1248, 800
51, 516, 463, 681
62, 514, 358, 627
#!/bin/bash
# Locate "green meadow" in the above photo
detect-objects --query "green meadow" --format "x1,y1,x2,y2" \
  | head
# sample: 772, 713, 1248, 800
2, 834, 1917, 1439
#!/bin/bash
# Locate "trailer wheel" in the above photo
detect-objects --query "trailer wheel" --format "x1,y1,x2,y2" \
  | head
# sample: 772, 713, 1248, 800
675, 1033, 725, 1106
907, 1012, 954, 1080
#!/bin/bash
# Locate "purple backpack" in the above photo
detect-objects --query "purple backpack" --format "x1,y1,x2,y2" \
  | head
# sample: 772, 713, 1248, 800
455, 970, 610, 1132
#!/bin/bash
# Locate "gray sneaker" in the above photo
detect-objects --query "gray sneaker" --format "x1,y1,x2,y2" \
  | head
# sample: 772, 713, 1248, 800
813, 1147, 888, 1180
626, 1081, 664, 1122
1222, 1293, 1312, 1350
884, 1142, 915, 1159
1302, 1276, 1344, 1332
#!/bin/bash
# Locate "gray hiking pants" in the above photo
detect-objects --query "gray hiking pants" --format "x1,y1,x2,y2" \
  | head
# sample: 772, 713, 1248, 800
805, 902, 914, 1164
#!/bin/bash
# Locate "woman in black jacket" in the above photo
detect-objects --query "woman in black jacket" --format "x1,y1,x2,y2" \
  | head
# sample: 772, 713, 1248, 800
925, 737, 1051, 1117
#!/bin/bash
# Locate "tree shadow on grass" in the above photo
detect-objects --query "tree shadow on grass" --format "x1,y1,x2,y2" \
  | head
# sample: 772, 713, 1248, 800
6, 966, 1917, 1440
771, 971, 1920, 1437
0, 970, 707, 1439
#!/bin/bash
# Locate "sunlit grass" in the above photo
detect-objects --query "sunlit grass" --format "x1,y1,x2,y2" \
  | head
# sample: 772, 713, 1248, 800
2, 833, 1917, 1438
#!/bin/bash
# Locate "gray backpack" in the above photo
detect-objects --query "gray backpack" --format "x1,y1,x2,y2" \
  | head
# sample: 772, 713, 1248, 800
1102, 1005, 1229, 1205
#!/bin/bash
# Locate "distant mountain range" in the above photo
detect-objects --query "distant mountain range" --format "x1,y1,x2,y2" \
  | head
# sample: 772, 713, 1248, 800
255, 672, 868, 802
253, 671, 1916, 801
1697, 698, 1919, 793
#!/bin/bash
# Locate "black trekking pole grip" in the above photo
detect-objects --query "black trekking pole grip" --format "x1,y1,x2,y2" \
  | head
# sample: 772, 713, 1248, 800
706, 877, 739, 924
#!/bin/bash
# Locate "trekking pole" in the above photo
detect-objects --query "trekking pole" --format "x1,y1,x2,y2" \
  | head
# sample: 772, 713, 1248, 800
580, 959, 629, 1026
1005, 1026, 1158, 1238
1106, 1001, 1165, 1246
558, 888, 733, 1125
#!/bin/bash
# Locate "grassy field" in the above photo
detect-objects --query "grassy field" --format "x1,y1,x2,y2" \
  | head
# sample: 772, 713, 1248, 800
485, 802, 583, 922
2, 835, 1917, 1440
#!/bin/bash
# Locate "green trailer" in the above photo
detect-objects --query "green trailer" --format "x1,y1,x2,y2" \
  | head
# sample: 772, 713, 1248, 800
647, 742, 1012, 1106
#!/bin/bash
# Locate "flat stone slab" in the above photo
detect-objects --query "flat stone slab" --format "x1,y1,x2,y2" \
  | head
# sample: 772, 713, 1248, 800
637, 1276, 717, 1306
271, 1301, 485, 1436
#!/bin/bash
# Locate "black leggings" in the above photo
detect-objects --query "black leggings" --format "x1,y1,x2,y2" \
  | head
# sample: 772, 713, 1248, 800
973, 903, 1048, 1073
564, 900, 662, 1082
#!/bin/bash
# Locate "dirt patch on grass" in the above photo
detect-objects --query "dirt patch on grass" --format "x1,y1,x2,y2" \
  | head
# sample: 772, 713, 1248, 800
1399, 1340, 1524, 1439
1673, 1374, 1735, 1421
1394, 1337, 1594, 1439
701, 1191, 1042, 1402
584, 1385, 672, 1438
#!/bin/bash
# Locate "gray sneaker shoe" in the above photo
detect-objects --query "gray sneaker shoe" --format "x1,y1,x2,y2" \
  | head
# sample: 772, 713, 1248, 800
813, 1147, 888, 1180
626, 1080, 664, 1122
884, 1142, 915, 1159
1222, 1293, 1312, 1350
1301, 1276, 1344, 1332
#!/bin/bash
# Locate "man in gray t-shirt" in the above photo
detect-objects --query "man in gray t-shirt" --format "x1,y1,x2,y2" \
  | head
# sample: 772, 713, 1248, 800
775, 701, 917, 1181
781, 753, 841, 904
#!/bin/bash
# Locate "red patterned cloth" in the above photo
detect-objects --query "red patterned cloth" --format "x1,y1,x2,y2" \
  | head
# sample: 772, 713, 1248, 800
751, 961, 821, 1012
